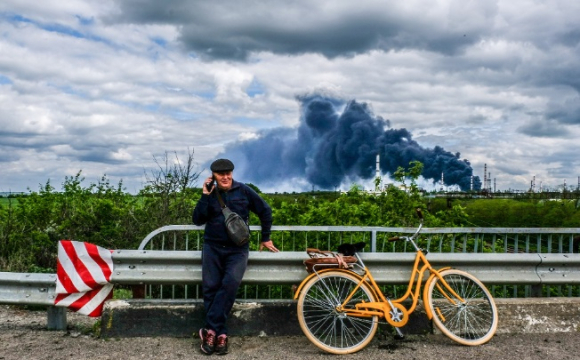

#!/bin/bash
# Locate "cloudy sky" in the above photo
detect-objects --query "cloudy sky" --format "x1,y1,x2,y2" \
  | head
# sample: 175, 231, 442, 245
1, 0, 579, 194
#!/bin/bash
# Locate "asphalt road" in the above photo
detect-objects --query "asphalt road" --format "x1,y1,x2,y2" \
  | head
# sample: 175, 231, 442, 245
1, 305, 579, 360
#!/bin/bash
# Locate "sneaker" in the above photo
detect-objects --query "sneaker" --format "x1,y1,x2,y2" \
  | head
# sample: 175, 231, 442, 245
199, 328, 216, 355
215, 334, 228, 355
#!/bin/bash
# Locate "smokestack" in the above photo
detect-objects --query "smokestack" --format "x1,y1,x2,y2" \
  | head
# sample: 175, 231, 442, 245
483, 164, 487, 192
375, 153, 380, 191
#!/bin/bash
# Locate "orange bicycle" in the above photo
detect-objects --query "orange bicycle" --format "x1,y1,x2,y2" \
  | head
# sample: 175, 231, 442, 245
294, 209, 498, 354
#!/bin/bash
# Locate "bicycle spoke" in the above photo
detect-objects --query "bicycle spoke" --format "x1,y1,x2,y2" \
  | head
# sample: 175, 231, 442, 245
428, 270, 498, 345
297, 271, 378, 354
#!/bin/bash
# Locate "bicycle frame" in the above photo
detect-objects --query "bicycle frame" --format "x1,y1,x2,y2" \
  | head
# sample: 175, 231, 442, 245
346, 249, 459, 326
294, 220, 466, 327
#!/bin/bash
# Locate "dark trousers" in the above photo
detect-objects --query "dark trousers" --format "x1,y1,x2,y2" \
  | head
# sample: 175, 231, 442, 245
201, 242, 249, 336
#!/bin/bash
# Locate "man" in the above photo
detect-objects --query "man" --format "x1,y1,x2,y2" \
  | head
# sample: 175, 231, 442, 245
192, 158, 278, 355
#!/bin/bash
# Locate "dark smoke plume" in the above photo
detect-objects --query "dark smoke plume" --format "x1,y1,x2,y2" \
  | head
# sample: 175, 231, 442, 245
212, 94, 481, 191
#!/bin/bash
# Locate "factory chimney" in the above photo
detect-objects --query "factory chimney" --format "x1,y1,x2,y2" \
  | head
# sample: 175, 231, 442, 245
375, 153, 381, 192
483, 164, 487, 192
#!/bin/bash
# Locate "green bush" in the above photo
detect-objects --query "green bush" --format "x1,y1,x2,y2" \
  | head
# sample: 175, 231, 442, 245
2, 159, 579, 272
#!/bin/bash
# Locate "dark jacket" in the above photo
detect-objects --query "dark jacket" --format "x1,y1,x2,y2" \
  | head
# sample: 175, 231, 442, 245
192, 180, 272, 246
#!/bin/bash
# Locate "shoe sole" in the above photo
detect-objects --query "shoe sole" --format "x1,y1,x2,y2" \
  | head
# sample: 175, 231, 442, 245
215, 347, 228, 355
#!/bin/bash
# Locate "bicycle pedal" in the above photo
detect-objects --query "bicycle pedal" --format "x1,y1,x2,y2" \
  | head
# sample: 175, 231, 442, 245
393, 327, 405, 340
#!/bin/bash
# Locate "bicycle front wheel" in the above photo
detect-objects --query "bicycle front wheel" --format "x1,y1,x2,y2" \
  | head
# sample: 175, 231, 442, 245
296, 271, 378, 354
426, 269, 498, 346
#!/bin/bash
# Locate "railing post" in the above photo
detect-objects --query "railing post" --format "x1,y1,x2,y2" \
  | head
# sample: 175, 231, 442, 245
371, 230, 377, 252
47, 306, 67, 330
531, 285, 543, 297
131, 284, 146, 299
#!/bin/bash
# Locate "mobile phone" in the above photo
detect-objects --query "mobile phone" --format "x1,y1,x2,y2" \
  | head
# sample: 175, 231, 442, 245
205, 177, 215, 192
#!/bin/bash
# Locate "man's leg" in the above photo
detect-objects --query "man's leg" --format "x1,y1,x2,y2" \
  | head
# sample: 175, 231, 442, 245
205, 246, 248, 335
201, 243, 224, 331
200, 243, 224, 354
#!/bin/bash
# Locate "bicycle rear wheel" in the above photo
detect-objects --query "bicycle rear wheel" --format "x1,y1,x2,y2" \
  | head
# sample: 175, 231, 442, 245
426, 269, 498, 346
296, 271, 378, 354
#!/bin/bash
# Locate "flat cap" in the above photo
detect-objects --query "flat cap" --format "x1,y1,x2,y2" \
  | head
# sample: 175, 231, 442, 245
210, 158, 234, 172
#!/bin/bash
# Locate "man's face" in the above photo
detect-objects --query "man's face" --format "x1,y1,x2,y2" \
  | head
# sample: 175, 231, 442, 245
213, 171, 233, 190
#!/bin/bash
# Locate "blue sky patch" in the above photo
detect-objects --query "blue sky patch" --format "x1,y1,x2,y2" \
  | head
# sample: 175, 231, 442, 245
75, 15, 94, 26
47, 82, 89, 99
3, 12, 110, 45
151, 37, 167, 47
0, 74, 13, 85
197, 91, 216, 100
246, 78, 265, 97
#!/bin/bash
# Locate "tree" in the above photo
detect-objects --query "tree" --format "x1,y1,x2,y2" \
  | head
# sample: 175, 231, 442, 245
139, 148, 202, 229
144, 148, 200, 194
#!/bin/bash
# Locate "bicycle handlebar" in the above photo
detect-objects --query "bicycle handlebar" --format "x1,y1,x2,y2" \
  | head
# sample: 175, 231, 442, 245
388, 236, 400, 242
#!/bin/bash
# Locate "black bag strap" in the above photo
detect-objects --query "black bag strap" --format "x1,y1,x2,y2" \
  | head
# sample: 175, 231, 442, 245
215, 189, 227, 209
215, 184, 250, 209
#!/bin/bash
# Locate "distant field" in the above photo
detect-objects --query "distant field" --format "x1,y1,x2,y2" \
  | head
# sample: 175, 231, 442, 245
0, 197, 19, 207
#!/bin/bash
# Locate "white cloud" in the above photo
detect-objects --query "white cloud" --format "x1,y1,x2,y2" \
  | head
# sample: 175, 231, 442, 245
0, 0, 579, 194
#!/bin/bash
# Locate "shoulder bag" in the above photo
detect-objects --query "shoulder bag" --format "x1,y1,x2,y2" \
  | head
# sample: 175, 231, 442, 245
215, 189, 251, 246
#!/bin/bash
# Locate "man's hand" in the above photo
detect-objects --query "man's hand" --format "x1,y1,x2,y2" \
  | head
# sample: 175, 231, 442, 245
202, 176, 214, 195
259, 240, 279, 252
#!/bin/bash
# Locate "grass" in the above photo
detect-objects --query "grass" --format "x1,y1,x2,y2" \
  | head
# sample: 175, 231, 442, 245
0, 197, 20, 207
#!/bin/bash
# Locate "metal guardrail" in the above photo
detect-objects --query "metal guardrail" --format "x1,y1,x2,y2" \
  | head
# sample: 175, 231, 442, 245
112, 251, 579, 285
3, 251, 580, 330
0, 272, 57, 305
2, 225, 580, 330
0, 272, 66, 330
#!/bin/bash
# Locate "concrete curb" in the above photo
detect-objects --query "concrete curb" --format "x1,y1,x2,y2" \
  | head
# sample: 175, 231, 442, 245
100, 298, 580, 338
494, 297, 580, 334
